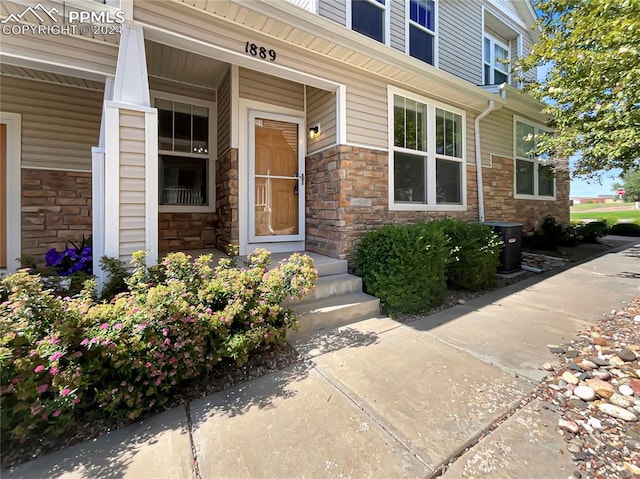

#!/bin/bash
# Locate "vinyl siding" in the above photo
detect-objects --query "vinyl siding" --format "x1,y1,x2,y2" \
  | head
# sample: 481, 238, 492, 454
239, 68, 305, 112
439, 0, 484, 85
479, 107, 513, 166
286, 0, 315, 12
318, 0, 346, 25
389, 0, 405, 53
118, 110, 147, 263
306, 86, 337, 152
148, 77, 216, 103
217, 69, 232, 155
0, 75, 102, 171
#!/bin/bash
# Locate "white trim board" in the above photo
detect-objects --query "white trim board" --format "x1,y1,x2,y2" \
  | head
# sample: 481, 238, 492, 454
1, 112, 21, 272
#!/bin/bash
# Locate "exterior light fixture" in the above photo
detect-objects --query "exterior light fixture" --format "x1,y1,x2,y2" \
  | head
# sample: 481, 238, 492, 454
308, 123, 321, 139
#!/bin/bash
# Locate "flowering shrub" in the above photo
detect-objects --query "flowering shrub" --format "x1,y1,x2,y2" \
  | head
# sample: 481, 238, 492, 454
1, 248, 317, 441
0, 272, 93, 442
45, 237, 92, 276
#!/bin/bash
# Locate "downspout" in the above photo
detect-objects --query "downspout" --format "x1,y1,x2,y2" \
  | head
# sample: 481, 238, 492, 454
474, 99, 500, 222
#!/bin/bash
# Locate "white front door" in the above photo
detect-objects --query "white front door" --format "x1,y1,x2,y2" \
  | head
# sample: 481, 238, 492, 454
248, 111, 305, 246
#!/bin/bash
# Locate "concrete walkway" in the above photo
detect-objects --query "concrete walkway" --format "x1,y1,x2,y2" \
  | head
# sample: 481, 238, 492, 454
8, 239, 640, 479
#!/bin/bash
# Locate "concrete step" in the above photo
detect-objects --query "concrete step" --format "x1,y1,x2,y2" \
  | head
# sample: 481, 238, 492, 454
284, 273, 363, 306
287, 292, 380, 338
312, 256, 348, 277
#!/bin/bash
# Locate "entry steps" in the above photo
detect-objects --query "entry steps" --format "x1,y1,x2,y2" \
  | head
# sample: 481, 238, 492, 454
284, 254, 380, 338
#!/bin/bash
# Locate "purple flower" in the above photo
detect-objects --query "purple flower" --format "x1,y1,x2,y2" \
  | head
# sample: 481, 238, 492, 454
45, 248, 63, 267
34, 365, 45, 373
100, 323, 109, 330
60, 388, 71, 397
50, 352, 63, 361
37, 384, 48, 394
51, 409, 62, 418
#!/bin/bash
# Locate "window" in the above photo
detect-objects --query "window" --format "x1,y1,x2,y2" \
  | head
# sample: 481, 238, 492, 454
390, 88, 465, 210
514, 118, 555, 199
154, 95, 214, 209
350, 0, 386, 43
483, 34, 509, 85
407, 0, 436, 65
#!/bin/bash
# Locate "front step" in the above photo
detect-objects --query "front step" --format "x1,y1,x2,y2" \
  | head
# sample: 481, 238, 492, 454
284, 273, 362, 306
287, 291, 380, 338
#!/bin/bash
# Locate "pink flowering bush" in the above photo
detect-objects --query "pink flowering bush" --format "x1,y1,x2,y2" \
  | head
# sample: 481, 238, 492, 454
2, 248, 318, 443
0, 272, 93, 443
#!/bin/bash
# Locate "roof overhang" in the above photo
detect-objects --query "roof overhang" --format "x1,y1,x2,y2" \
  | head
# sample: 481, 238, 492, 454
484, 83, 552, 124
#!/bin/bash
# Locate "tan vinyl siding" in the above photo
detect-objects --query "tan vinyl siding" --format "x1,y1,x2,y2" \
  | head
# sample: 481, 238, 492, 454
389, 0, 405, 52
149, 77, 216, 103
439, 0, 483, 85
520, 39, 537, 83
480, 107, 514, 166
118, 110, 147, 262
217, 69, 232, 155
318, 0, 346, 25
0, 27, 117, 77
346, 79, 388, 147
306, 86, 337, 152
239, 68, 304, 112
0, 75, 102, 171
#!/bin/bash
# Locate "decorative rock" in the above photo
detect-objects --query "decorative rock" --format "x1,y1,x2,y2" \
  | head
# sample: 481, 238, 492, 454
567, 443, 581, 453
592, 370, 612, 381
558, 418, 580, 434
585, 378, 614, 393
542, 362, 555, 371
597, 389, 614, 399
562, 371, 580, 385
588, 356, 609, 367
609, 394, 633, 408
457, 299, 466, 305
550, 346, 566, 354
570, 398, 588, 409
566, 349, 579, 359
598, 403, 638, 422
580, 359, 597, 370
567, 362, 583, 372
587, 417, 602, 429
631, 380, 640, 396
619, 384, 634, 397
574, 385, 596, 401
618, 348, 637, 362
634, 315, 640, 322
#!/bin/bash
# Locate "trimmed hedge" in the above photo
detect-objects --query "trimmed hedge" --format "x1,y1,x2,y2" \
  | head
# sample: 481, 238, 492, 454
354, 219, 502, 315
610, 222, 640, 236
354, 222, 448, 315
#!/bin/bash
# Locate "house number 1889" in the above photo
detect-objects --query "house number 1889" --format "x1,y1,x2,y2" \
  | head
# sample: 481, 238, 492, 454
245, 42, 276, 61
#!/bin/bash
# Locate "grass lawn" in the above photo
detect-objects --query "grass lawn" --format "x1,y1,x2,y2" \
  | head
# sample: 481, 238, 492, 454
570, 201, 635, 212
570, 210, 640, 223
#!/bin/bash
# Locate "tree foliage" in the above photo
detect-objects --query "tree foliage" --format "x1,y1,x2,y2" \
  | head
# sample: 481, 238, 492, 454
519, 0, 640, 180
613, 169, 640, 201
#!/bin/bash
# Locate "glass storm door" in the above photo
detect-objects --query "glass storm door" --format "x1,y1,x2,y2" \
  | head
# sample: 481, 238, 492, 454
249, 113, 305, 242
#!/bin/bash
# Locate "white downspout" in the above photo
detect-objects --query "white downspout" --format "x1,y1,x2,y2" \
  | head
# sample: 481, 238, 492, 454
474, 99, 500, 222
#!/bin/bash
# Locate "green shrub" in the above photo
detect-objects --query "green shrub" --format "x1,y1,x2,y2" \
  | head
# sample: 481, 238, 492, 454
610, 222, 640, 236
524, 216, 578, 250
439, 219, 502, 291
575, 221, 610, 243
354, 223, 448, 315
99, 256, 130, 301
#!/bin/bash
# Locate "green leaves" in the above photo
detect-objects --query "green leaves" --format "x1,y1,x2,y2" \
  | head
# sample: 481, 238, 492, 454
518, 0, 640, 179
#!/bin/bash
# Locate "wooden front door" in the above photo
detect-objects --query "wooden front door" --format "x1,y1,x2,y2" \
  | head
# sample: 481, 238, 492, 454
250, 114, 304, 242
0, 123, 6, 269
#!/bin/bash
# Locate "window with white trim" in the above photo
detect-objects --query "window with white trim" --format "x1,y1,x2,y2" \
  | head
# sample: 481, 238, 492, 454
483, 34, 509, 84
350, 0, 386, 43
408, 0, 436, 65
514, 119, 555, 198
154, 96, 214, 209
391, 90, 465, 209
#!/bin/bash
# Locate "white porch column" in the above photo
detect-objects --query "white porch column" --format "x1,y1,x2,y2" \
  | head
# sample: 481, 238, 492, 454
93, 23, 157, 290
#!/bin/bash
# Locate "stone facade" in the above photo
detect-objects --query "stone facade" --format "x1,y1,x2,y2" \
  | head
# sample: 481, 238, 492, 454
21, 169, 92, 264
482, 155, 570, 231
158, 213, 216, 252
305, 146, 570, 260
214, 148, 239, 252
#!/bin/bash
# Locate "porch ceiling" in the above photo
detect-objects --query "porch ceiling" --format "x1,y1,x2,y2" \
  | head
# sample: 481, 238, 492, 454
145, 40, 228, 90
0, 63, 105, 91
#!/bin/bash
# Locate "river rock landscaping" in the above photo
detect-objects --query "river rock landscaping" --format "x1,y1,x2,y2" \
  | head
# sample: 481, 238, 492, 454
537, 295, 640, 478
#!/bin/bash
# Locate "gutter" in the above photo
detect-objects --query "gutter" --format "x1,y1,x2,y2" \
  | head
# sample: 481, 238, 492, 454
474, 97, 501, 222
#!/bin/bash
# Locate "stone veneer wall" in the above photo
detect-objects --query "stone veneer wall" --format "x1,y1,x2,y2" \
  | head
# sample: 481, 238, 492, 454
21, 169, 92, 264
305, 146, 569, 261
214, 148, 239, 251
158, 213, 216, 252
482, 155, 570, 231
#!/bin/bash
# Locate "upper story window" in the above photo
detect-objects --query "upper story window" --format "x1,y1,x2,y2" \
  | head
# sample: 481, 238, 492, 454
389, 87, 466, 211
350, 0, 387, 43
407, 0, 436, 65
514, 118, 555, 199
483, 34, 510, 84
153, 94, 216, 211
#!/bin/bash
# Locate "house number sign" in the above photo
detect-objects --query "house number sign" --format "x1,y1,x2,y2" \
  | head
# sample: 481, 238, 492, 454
245, 42, 277, 61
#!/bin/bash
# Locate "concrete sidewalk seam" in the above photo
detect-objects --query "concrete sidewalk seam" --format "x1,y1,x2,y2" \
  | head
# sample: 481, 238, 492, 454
185, 402, 202, 479
309, 363, 435, 475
